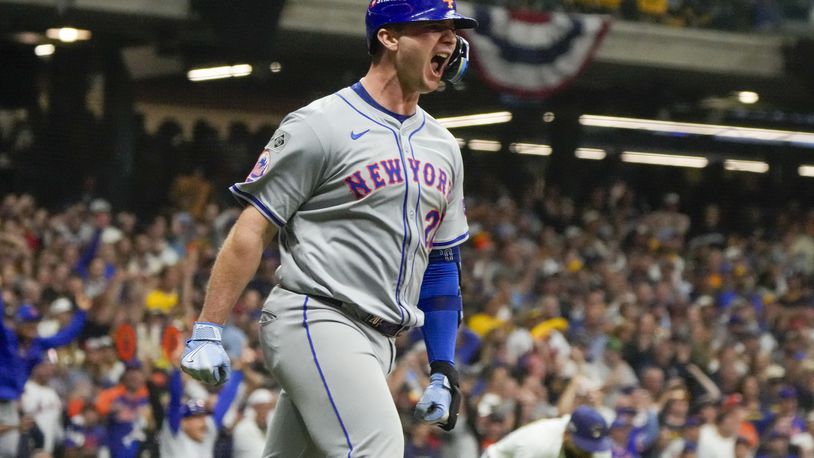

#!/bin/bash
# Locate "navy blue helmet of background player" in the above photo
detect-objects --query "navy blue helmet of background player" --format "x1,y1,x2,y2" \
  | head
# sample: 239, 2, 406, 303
365, 0, 478, 84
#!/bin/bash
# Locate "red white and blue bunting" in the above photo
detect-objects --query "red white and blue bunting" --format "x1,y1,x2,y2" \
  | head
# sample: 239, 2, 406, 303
457, 3, 611, 100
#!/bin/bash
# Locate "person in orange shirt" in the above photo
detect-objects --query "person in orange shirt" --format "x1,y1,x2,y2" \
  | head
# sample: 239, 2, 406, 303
720, 394, 759, 449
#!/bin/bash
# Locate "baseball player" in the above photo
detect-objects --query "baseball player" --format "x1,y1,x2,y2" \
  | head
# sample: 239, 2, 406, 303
481, 406, 613, 458
180, 0, 477, 456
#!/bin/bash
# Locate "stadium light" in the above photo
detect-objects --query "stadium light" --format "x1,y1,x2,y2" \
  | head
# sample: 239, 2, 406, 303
724, 159, 769, 173
468, 139, 502, 152
438, 111, 512, 129
575, 148, 606, 160
621, 151, 708, 168
510, 143, 551, 156
269, 62, 282, 73
34, 44, 55, 57
46, 27, 91, 43
187, 64, 253, 82
580, 114, 814, 148
737, 91, 759, 104
799, 165, 814, 177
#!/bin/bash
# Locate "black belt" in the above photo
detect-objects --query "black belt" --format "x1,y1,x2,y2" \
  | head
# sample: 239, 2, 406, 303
312, 295, 408, 338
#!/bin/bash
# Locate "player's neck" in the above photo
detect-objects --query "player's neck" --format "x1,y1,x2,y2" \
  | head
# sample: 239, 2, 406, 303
360, 69, 419, 117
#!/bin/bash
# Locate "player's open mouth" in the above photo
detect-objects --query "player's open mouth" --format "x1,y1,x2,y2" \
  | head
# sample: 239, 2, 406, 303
430, 52, 450, 77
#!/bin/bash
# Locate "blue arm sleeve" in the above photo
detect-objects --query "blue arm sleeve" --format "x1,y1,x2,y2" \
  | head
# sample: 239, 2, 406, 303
168, 369, 183, 435
37, 310, 86, 349
418, 247, 462, 365
212, 370, 243, 430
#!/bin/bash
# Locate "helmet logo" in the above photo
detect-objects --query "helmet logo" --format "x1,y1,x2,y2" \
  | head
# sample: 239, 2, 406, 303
443, 0, 454, 8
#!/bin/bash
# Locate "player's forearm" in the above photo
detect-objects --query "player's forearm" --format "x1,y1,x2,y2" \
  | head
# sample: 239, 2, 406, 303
418, 247, 462, 364
199, 209, 277, 324
199, 231, 264, 324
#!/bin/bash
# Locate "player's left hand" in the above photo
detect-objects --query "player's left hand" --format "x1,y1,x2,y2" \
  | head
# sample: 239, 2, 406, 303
415, 373, 452, 423
414, 362, 461, 431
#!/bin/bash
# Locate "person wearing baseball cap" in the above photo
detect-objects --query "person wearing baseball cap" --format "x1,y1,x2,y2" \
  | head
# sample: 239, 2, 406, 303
0, 291, 90, 457
482, 405, 612, 457
159, 362, 244, 458
94, 361, 150, 458
232, 388, 278, 458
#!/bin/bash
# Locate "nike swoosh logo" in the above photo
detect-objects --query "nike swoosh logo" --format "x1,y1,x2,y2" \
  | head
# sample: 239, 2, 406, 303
184, 344, 207, 364
351, 129, 370, 140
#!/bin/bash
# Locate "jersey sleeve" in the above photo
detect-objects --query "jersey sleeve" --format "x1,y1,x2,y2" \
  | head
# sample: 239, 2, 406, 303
230, 112, 327, 226
432, 147, 469, 249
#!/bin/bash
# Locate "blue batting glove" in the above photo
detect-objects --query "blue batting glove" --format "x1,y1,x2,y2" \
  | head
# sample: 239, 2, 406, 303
181, 322, 231, 386
415, 373, 452, 424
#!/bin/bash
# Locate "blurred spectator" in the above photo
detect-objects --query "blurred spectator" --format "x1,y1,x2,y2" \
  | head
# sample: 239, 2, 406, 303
143, 266, 180, 315
232, 388, 277, 458
169, 169, 213, 221
94, 363, 151, 458
790, 410, 814, 457
63, 403, 105, 457
21, 362, 62, 455
0, 290, 89, 457
697, 405, 739, 457
159, 362, 242, 457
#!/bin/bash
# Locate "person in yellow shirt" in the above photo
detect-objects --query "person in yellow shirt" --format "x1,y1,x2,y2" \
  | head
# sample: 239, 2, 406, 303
144, 266, 180, 314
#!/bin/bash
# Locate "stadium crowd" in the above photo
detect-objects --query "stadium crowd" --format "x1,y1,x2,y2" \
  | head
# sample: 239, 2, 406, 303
1, 168, 813, 457
473, 0, 813, 32
0, 115, 813, 458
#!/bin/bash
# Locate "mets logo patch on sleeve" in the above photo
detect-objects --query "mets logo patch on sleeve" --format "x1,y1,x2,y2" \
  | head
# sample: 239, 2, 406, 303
246, 149, 271, 182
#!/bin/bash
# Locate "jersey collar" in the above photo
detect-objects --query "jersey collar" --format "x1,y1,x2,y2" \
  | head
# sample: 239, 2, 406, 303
351, 81, 415, 124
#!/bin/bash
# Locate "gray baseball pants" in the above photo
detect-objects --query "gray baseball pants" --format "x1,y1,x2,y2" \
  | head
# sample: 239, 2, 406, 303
258, 287, 404, 457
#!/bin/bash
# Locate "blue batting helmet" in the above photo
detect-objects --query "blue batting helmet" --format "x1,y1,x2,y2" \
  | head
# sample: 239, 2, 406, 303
365, 0, 478, 53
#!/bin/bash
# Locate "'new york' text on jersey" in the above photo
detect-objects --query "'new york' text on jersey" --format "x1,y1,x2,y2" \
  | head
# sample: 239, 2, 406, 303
230, 85, 469, 328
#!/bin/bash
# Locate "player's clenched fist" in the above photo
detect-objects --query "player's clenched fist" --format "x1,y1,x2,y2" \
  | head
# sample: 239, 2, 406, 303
181, 322, 231, 386
414, 361, 461, 431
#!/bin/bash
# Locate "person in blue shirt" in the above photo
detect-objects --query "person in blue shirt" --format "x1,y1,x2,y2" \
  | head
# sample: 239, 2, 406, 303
0, 291, 89, 458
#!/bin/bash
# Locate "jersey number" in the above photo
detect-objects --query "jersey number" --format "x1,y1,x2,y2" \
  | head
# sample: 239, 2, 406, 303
424, 210, 444, 248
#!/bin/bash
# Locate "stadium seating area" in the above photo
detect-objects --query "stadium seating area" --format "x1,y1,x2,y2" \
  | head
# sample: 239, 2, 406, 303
1, 112, 814, 457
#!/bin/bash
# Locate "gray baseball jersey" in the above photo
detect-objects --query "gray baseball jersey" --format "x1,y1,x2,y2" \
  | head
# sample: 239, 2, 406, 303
230, 84, 469, 328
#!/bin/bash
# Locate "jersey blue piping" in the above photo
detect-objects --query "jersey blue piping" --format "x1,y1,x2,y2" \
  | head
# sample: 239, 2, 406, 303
432, 232, 469, 248
335, 92, 411, 325
303, 296, 354, 458
229, 185, 286, 227
407, 114, 427, 311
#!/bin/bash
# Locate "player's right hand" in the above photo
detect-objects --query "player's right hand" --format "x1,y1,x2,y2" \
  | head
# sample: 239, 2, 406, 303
180, 322, 231, 386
